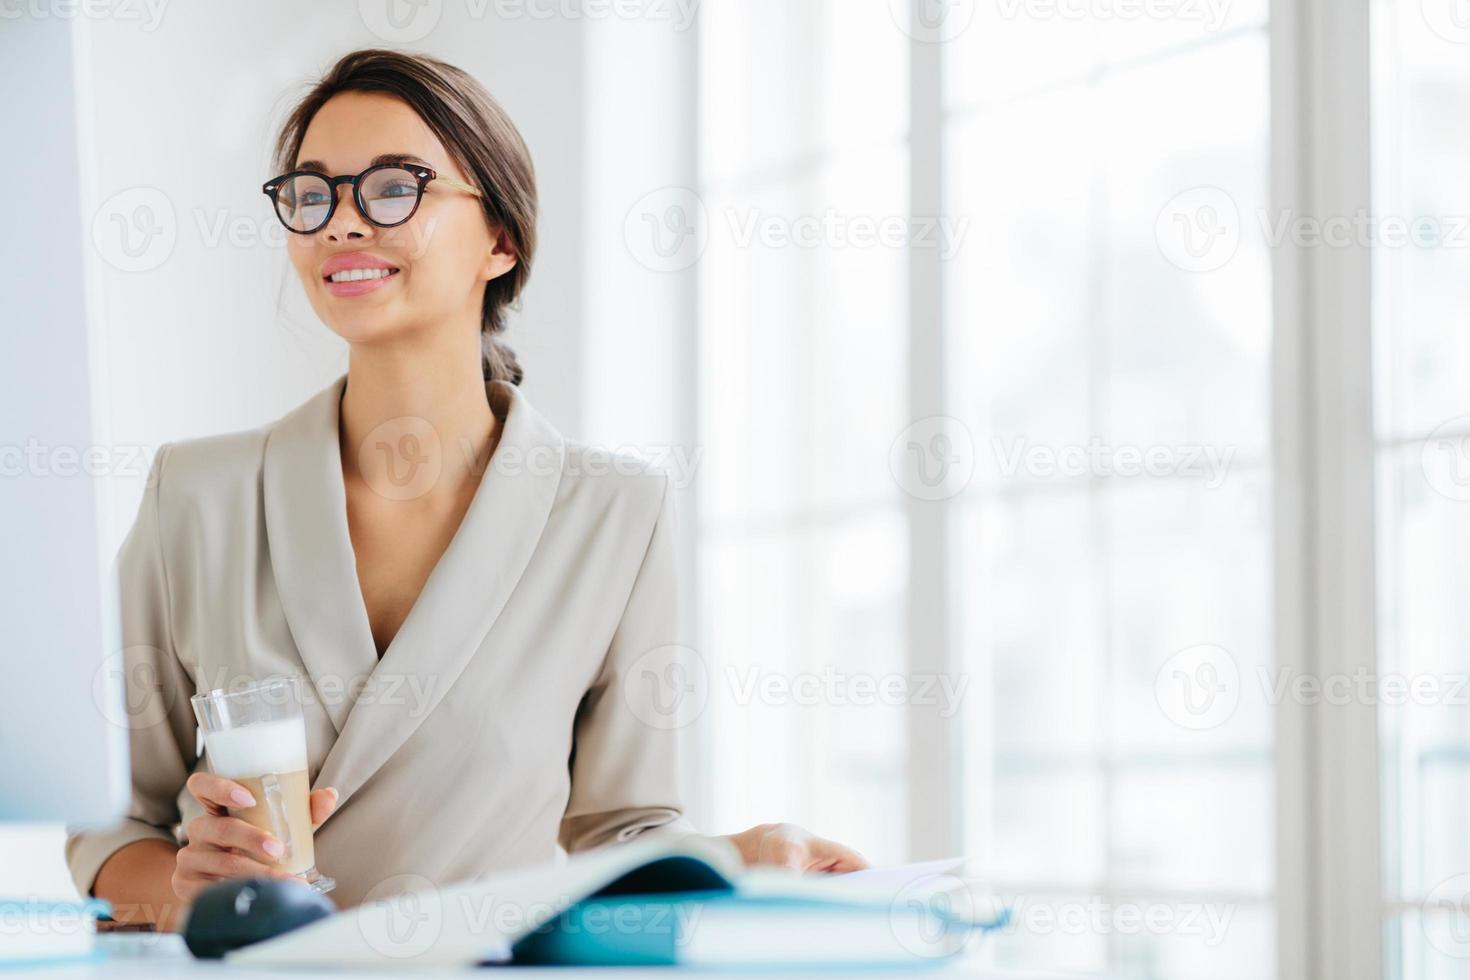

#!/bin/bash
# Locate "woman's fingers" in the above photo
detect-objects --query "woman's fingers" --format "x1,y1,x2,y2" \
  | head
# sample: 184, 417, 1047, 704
806, 838, 870, 873
185, 771, 257, 816
176, 845, 295, 883
756, 824, 812, 869
185, 813, 285, 864
731, 822, 871, 873
309, 787, 339, 830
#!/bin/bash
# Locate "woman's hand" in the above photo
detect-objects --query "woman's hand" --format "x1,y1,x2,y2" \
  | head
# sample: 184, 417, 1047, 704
722, 823, 869, 873
172, 772, 338, 904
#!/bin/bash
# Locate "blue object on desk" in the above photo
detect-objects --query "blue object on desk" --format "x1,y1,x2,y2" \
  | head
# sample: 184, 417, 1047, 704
511, 889, 1008, 967
0, 897, 111, 970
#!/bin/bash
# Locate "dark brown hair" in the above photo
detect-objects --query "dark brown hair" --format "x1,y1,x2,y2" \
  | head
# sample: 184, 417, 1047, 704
272, 48, 537, 385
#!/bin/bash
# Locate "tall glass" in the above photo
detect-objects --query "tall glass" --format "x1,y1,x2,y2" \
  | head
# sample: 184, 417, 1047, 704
190, 677, 334, 893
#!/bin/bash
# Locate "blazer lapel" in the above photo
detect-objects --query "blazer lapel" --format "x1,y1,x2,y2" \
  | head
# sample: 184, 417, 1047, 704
262, 374, 379, 735
311, 379, 565, 818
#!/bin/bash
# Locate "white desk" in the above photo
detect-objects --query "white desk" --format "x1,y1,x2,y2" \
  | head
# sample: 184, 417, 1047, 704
25, 934, 1101, 979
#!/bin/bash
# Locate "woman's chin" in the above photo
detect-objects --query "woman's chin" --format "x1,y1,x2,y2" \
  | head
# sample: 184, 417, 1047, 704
320, 316, 408, 347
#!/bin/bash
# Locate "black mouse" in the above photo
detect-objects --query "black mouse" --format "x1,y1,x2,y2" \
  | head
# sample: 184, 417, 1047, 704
182, 877, 336, 959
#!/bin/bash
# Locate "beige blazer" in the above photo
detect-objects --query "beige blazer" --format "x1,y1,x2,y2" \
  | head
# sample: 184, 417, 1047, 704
66, 375, 695, 909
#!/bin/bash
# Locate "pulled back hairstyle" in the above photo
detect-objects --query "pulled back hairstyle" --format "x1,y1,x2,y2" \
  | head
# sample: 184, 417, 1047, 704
272, 48, 537, 385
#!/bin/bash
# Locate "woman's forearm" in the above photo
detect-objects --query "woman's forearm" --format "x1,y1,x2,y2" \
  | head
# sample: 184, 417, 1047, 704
92, 838, 185, 932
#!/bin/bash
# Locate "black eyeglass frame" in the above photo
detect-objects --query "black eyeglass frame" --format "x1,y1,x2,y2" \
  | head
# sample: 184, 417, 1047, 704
261, 163, 483, 235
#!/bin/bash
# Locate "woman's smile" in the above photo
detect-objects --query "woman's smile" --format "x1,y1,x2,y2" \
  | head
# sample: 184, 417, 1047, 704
319, 251, 401, 298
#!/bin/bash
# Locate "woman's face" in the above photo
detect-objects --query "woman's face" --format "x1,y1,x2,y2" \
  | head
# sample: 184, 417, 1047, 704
285, 91, 515, 349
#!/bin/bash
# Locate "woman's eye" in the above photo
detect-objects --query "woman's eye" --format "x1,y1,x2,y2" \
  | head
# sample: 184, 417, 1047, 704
381, 181, 417, 198
300, 191, 330, 206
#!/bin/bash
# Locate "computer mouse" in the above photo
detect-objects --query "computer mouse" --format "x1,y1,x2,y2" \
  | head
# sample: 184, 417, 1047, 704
182, 877, 336, 959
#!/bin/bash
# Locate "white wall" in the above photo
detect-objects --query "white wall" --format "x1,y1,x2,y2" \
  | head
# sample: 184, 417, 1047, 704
4, 2, 693, 898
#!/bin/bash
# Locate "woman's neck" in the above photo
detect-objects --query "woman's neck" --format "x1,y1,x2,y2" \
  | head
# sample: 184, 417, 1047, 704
339, 337, 499, 495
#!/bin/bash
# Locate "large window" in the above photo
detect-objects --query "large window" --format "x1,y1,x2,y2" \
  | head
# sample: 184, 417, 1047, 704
1372, 2, 1470, 977
946, 5, 1274, 977
693, 2, 1467, 978
696, 0, 913, 865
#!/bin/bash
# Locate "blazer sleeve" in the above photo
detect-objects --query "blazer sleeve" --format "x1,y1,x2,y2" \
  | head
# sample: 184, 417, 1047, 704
558, 472, 701, 852
65, 445, 199, 895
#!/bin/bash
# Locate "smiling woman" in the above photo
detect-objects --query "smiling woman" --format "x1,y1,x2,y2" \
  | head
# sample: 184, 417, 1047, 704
68, 47, 866, 930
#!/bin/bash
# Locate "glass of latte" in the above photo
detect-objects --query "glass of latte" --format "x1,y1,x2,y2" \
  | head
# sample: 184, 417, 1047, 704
189, 677, 334, 893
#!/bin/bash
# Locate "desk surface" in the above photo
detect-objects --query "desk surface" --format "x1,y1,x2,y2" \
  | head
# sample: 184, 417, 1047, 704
25, 934, 1100, 979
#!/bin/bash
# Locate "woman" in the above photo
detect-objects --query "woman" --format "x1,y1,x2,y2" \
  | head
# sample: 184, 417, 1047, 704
68, 48, 865, 930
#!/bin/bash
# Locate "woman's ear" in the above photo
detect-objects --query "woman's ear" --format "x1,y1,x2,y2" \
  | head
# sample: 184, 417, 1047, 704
482, 227, 518, 282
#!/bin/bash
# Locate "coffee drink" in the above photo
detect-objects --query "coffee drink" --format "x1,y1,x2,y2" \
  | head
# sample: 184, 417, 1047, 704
202, 716, 316, 876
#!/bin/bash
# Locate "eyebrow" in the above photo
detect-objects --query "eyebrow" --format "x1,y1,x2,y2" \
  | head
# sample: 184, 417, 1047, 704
291, 152, 433, 173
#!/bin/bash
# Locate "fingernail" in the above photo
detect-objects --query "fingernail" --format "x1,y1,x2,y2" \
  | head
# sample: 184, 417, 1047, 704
263, 838, 284, 858
230, 788, 256, 807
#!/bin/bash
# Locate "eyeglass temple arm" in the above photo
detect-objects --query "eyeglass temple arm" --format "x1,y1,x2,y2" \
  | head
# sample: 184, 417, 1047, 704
433, 175, 483, 198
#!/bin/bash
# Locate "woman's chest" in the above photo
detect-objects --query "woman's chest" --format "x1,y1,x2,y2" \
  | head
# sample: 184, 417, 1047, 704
344, 481, 477, 657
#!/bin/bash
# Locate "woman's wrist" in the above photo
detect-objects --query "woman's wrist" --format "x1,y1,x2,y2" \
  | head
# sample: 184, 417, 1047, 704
93, 838, 187, 932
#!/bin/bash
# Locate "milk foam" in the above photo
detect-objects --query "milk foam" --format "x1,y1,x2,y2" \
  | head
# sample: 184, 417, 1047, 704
204, 716, 308, 777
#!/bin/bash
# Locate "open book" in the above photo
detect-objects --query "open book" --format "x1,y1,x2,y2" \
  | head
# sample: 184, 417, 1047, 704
227, 835, 1008, 968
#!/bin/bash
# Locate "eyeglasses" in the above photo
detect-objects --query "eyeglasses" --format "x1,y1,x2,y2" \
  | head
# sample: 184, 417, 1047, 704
262, 163, 482, 234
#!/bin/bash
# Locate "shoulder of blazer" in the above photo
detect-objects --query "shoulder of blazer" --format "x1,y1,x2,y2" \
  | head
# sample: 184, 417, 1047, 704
153, 423, 272, 508
556, 439, 674, 518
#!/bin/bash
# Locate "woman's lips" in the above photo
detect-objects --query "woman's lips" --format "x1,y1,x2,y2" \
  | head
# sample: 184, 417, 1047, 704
323, 268, 400, 298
